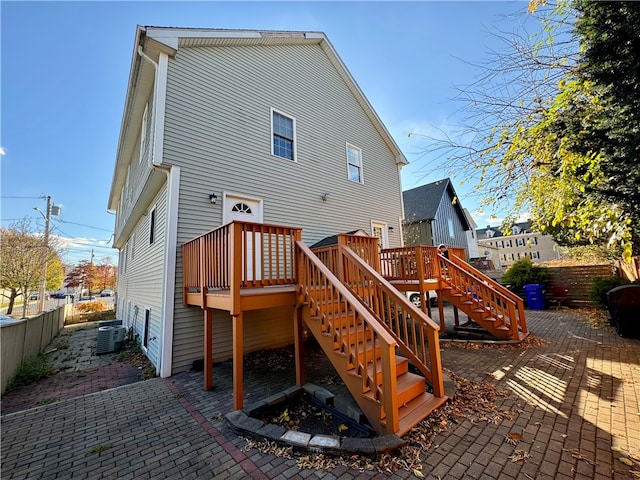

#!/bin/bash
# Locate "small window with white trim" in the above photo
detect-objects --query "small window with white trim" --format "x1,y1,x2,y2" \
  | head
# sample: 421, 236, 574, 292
346, 144, 363, 183
149, 207, 156, 245
271, 109, 296, 161
143, 308, 150, 349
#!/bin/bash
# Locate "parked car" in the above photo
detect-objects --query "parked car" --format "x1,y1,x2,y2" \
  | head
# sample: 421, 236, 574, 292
78, 296, 97, 303
50, 292, 67, 299
407, 290, 438, 308
28, 292, 39, 300
100, 290, 114, 297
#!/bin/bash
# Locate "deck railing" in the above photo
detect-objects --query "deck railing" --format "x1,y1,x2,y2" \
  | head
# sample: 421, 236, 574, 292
312, 234, 380, 279
296, 241, 400, 434
340, 246, 444, 396
446, 255, 527, 335
380, 246, 440, 281
182, 221, 302, 306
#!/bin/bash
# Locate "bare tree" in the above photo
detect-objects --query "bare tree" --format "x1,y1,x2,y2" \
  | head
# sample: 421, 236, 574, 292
0, 219, 64, 317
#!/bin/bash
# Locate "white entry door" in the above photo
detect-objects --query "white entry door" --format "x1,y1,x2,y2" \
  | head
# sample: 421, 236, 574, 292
371, 220, 389, 249
223, 193, 264, 281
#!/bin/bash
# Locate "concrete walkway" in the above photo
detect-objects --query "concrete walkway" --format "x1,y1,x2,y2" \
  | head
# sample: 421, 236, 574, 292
1, 309, 639, 479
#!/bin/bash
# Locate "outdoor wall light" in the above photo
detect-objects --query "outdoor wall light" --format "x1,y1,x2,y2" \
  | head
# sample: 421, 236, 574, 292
321, 193, 329, 202
388, 226, 395, 232
209, 193, 218, 204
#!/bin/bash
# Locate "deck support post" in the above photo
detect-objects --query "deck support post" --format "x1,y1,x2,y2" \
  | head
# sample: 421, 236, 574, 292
437, 296, 446, 333
453, 306, 459, 328
294, 305, 306, 386
204, 308, 213, 391
232, 312, 244, 410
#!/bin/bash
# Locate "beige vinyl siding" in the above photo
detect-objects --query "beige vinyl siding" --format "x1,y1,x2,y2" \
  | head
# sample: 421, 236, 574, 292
119, 184, 169, 370
115, 89, 155, 240
165, 43, 402, 241
163, 42, 405, 373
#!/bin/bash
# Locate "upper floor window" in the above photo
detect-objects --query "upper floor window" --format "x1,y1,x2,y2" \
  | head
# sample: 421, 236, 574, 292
512, 225, 521, 235
516, 238, 525, 247
346, 144, 363, 183
486, 229, 495, 238
271, 109, 296, 161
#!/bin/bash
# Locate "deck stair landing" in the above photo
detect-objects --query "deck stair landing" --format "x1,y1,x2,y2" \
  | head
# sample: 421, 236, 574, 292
436, 254, 528, 341
379, 244, 528, 341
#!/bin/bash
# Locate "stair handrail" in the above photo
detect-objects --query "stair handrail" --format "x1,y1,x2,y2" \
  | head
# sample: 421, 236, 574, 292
436, 255, 524, 338
296, 241, 400, 434
340, 246, 445, 397
445, 255, 527, 334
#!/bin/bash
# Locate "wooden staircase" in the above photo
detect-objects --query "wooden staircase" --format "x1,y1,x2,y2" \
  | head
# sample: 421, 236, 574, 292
435, 254, 528, 340
297, 241, 447, 436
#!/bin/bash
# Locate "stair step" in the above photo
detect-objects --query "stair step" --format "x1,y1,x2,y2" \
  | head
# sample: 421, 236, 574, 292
342, 341, 382, 369
347, 355, 409, 384
363, 371, 425, 407
382, 392, 448, 437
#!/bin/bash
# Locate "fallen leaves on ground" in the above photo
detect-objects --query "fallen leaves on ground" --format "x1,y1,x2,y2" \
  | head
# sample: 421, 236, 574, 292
244, 346, 295, 371
509, 449, 531, 463
612, 447, 640, 478
440, 335, 548, 350
118, 342, 156, 379
564, 448, 595, 465
505, 431, 524, 445
572, 308, 610, 329
244, 369, 516, 476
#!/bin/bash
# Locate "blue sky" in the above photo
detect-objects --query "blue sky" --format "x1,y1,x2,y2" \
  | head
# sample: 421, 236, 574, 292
1, 1, 533, 265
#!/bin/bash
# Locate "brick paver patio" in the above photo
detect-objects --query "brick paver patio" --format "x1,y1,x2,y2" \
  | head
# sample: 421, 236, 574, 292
1, 309, 638, 479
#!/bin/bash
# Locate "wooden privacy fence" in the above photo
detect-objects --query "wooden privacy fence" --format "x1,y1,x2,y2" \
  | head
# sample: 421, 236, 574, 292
1, 305, 70, 394
547, 264, 615, 306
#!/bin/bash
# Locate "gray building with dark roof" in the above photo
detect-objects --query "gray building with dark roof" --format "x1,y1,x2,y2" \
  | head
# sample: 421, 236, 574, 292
402, 178, 471, 253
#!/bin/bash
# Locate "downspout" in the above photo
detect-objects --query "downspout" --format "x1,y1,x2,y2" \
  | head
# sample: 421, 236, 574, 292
137, 46, 177, 378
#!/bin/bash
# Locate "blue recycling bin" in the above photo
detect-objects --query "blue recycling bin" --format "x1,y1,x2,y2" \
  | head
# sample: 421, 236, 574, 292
523, 284, 546, 310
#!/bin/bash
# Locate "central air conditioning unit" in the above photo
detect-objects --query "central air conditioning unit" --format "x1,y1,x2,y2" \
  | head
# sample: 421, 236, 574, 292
97, 326, 128, 354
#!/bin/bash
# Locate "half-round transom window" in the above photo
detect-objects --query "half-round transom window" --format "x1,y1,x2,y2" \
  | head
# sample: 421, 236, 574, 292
231, 202, 253, 214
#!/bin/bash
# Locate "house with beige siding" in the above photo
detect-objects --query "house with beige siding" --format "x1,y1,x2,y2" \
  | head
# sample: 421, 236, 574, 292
108, 27, 529, 435
477, 221, 561, 267
108, 26, 408, 378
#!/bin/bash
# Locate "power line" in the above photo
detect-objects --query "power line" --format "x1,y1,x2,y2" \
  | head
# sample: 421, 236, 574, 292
58, 220, 113, 232
0, 196, 43, 199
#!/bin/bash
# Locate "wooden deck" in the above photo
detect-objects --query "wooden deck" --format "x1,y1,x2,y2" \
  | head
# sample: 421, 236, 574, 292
180, 221, 524, 436
184, 285, 297, 311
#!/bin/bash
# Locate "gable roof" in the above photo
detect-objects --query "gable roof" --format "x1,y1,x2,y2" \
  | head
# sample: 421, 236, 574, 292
108, 27, 408, 210
476, 221, 533, 239
402, 178, 470, 229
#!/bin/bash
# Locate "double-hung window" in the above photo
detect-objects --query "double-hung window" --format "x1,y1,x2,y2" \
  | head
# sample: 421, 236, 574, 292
346, 144, 363, 183
271, 109, 296, 161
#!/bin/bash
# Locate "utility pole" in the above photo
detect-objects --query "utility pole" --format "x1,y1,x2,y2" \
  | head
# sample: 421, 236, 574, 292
37, 196, 51, 312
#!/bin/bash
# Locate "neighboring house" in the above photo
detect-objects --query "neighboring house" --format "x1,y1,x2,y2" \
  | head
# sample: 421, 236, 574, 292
476, 221, 560, 267
402, 178, 471, 254
108, 27, 408, 377
463, 208, 479, 259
